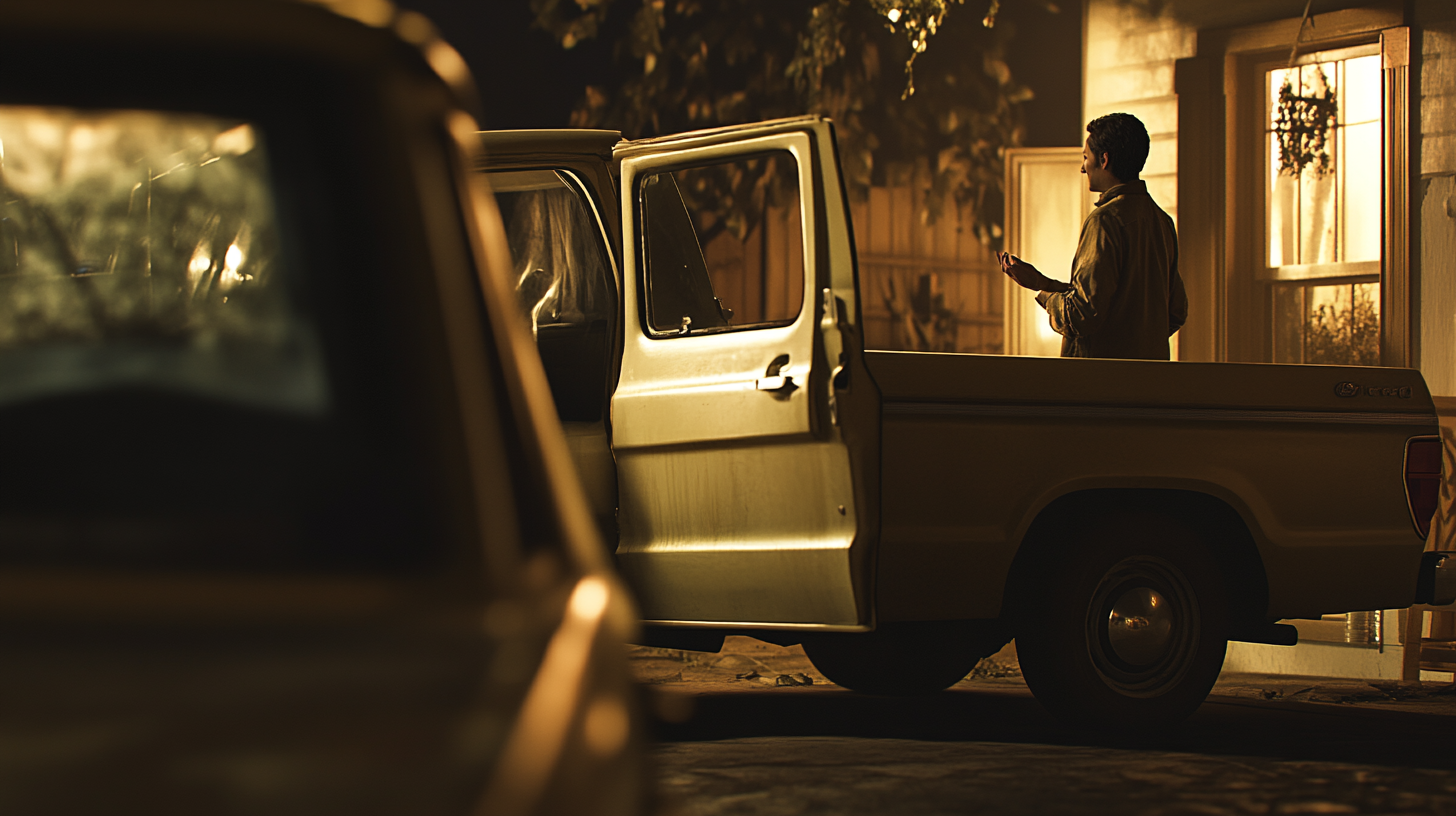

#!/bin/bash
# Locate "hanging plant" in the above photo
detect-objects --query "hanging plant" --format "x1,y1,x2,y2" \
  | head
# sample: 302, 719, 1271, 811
1272, 65, 1338, 178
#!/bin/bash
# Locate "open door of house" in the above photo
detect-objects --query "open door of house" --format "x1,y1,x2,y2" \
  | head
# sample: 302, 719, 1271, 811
1003, 147, 1088, 357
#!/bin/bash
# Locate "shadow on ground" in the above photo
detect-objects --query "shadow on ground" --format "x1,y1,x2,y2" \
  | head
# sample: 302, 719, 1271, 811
638, 639, 1456, 772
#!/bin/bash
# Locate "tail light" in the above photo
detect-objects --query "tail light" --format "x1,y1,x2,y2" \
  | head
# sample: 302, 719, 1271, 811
1405, 436, 1443, 539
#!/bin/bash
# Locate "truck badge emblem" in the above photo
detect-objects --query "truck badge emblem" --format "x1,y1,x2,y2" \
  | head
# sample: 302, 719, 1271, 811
1334, 382, 1360, 397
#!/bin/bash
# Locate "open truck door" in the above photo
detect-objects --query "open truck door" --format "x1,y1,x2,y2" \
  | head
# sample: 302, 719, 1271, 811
610, 117, 869, 629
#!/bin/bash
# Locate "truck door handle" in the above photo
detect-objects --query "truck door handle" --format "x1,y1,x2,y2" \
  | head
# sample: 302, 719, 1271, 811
757, 354, 797, 395
756, 375, 796, 392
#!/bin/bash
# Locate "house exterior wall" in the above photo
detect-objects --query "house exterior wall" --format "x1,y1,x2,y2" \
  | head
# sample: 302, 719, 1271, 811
1082, 0, 1456, 389
1418, 3, 1456, 396
1084, 0, 1195, 224
1078, 0, 1456, 676
1083, 0, 1203, 355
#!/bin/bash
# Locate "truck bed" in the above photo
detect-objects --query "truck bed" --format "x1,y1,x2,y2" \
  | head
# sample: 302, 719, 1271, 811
865, 350, 1438, 622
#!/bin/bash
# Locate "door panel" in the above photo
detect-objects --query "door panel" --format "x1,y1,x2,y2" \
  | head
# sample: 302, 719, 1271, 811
615, 444, 860, 624
611, 123, 867, 628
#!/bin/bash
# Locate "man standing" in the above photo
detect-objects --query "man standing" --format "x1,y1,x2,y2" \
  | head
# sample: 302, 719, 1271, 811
1001, 112, 1187, 360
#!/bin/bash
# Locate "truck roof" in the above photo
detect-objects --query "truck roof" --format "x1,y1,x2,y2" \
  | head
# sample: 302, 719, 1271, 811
479, 129, 622, 160
477, 116, 833, 162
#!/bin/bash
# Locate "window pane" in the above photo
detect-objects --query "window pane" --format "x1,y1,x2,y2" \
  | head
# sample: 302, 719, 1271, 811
1268, 132, 1297, 267
491, 170, 613, 421
1342, 55, 1382, 125
1269, 68, 1293, 128
1293, 62, 1337, 265
0, 106, 447, 576
1273, 285, 1304, 363
641, 151, 804, 335
1299, 161, 1336, 265
1305, 282, 1379, 365
1342, 120, 1381, 263
0, 106, 323, 415
1301, 61, 1337, 100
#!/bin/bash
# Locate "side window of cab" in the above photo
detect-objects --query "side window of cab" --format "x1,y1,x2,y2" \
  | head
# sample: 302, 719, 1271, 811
489, 170, 614, 422
639, 151, 804, 337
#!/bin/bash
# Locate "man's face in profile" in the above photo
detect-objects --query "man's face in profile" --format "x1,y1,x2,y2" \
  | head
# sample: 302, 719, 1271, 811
1081, 136, 1117, 193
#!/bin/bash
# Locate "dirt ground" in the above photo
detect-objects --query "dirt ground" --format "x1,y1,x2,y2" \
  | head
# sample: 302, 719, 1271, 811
630, 635, 1456, 719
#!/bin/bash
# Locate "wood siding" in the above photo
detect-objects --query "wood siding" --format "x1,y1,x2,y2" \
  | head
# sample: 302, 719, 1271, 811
1419, 13, 1456, 396
1085, 0, 1195, 225
850, 186, 1004, 354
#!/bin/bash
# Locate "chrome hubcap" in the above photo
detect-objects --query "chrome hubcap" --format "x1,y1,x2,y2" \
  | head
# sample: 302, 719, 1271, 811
1107, 587, 1174, 666
1086, 555, 1200, 696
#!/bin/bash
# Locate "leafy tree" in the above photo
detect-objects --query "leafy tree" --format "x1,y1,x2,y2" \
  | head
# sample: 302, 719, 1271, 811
529, 0, 1041, 249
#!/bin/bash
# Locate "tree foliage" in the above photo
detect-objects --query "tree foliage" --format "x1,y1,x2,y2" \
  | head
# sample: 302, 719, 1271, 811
1305, 285, 1379, 366
529, 0, 1038, 249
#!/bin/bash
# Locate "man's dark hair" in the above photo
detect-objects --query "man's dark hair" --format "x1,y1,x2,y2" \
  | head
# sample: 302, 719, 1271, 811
1086, 113, 1150, 182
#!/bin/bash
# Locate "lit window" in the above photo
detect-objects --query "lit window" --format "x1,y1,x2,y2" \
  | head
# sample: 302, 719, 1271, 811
1263, 46, 1382, 365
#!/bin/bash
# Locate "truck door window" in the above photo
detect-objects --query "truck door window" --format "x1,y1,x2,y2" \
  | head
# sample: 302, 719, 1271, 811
640, 151, 804, 336
489, 170, 613, 422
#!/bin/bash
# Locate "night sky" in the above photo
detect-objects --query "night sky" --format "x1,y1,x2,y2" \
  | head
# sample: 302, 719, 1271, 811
394, 0, 1083, 147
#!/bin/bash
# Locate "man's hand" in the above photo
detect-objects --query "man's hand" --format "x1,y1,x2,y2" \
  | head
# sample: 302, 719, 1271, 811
999, 252, 1072, 293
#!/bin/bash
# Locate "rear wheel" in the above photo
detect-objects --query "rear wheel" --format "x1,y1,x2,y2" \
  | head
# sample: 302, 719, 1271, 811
803, 620, 1008, 696
1016, 517, 1228, 730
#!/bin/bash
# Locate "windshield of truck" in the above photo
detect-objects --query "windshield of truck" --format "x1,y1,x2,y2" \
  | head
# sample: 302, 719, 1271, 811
490, 169, 613, 422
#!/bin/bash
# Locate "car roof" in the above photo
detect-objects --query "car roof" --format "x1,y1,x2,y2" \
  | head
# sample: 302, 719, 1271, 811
0, 0, 480, 118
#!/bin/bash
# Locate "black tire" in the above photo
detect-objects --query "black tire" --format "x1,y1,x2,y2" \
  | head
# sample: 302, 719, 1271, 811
1016, 516, 1228, 730
803, 620, 1009, 695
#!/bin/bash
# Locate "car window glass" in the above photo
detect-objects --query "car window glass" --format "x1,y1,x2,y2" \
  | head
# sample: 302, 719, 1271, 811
640, 151, 804, 336
0, 106, 325, 414
490, 169, 613, 422
0, 106, 447, 575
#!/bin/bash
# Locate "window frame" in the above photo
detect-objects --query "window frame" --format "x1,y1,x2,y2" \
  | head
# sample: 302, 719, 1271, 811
1175, 6, 1409, 365
635, 147, 811, 340
1256, 42, 1383, 287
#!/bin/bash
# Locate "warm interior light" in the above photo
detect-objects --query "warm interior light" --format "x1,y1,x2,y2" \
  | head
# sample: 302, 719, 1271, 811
211, 124, 256, 157
218, 242, 248, 290
187, 246, 212, 293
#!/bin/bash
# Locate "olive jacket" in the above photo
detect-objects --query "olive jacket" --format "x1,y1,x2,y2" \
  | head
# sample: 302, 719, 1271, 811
1038, 180, 1188, 360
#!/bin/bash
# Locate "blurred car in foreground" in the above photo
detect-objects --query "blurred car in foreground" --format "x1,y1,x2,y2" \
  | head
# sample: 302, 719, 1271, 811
0, 1, 645, 813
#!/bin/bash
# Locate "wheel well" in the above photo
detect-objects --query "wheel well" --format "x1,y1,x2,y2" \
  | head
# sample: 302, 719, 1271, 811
1002, 489, 1269, 638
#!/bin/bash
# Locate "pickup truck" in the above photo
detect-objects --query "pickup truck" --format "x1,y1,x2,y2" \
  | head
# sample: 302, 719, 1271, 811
0, 1, 644, 813
480, 116, 1447, 728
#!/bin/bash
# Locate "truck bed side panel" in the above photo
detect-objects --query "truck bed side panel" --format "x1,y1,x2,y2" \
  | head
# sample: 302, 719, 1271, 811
867, 351, 1437, 621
